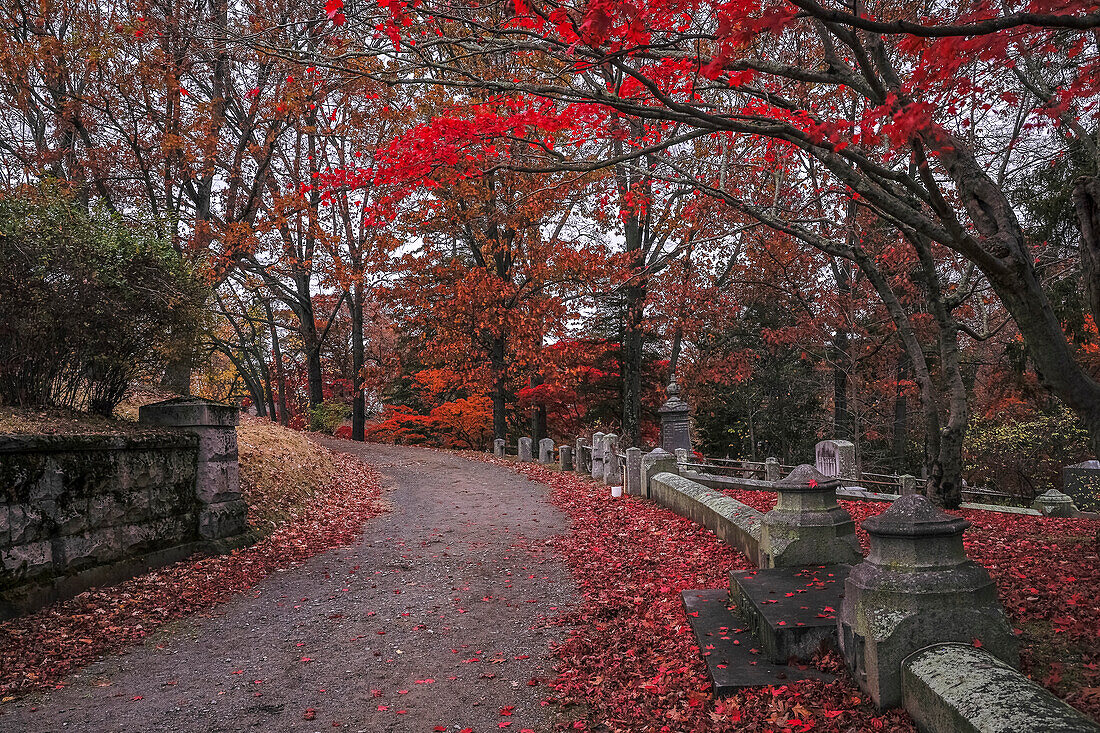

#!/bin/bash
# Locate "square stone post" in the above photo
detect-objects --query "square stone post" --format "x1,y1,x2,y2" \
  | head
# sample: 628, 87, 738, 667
574, 437, 586, 473
518, 437, 534, 462
642, 447, 678, 498
839, 495, 1018, 709
815, 439, 857, 480
139, 397, 248, 541
538, 438, 555, 464
558, 445, 574, 472
765, 457, 781, 482
625, 447, 643, 496
758, 464, 861, 568
590, 432, 605, 478
674, 447, 689, 469
493, 438, 505, 457
899, 474, 917, 495
602, 434, 619, 485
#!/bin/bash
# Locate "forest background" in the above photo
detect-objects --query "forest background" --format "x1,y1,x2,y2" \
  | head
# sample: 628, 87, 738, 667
1, 0, 1099, 510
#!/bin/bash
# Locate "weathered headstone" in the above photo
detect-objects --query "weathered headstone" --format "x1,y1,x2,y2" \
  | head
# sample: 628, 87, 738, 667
839, 494, 1018, 710
1032, 488, 1079, 517
575, 437, 586, 473
899, 474, 918, 495
1062, 460, 1100, 512
538, 437, 555, 464
558, 445, 574, 472
493, 438, 505, 457
758, 465, 861, 568
625, 447, 643, 496
764, 456, 781, 482
642, 447, 678, 498
590, 432, 606, 478
815, 439, 857, 480
602, 434, 620, 485
518, 437, 534, 462
674, 447, 689, 468
658, 381, 692, 453
139, 397, 248, 541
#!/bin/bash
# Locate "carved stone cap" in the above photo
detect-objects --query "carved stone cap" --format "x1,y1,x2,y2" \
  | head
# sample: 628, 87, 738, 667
658, 381, 691, 415
775, 464, 839, 492
862, 494, 970, 538
139, 396, 240, 428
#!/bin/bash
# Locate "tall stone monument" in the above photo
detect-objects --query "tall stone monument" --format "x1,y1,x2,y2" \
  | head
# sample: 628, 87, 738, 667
658, 381, 692, 454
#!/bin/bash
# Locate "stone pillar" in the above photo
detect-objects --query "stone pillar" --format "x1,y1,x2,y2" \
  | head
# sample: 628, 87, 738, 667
601, 434, 619, 485
839, 494, 1018, 710
575, 437, 586, 473
765, 457, 781, 482
558, 445, 574, 472
590, 432, 605, 478
642, 447, 678, 498
815, 439, 857, 480
758, 464, 861, 568
625, 447, 643, 496
139, 397, 248, 541
658, 381, 692, 453
1032, 489, 1079, 517
518, 437, 534, 462
493, 438, 505, 457
899, 474, 918, 495
538, 437, 555, 464
674, 447, 689, 469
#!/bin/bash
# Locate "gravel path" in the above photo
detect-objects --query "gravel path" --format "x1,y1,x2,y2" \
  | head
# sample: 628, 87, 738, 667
2, 442, 577, 732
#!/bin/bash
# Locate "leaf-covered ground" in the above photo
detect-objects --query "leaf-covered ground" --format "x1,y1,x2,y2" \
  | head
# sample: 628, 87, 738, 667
0, 436, 386, 702
720, 488, 1100, 724
465, 455, 917, 732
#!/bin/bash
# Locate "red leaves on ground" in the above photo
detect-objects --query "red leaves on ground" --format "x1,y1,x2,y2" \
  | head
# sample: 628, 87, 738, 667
470, 455, 914, 731
721, 487, 1100, 722
0, 451, 386, 701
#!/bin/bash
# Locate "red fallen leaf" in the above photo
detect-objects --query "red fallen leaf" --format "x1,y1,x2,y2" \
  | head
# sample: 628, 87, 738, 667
500, 705, 515, 715
499, 724, 512, 729
396, 709, 407, 714
300, 657, 312, 662
415, 678, 435, 684
972, 638, 983, 648
131, 696, 143, 701
461, 729, 473, 733
434, 728, 447, 732
303, 708, 316, 720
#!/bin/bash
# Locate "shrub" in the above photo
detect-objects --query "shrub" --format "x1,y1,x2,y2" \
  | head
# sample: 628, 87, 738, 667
964, 407, 1091, 498
0, 190, 204, 414
308, 400, 351, 434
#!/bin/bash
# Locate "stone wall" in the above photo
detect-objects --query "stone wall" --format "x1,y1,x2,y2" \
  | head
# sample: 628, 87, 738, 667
0, 432, 201, 616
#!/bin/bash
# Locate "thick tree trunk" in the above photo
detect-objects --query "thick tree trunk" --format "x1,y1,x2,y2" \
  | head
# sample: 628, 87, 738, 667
529, 373, 547, 445
621, 279, 645, 448
1074, 176, 1100, 328
491, 336, 507, 441
351, 285, 366, 441
929, 135, 1100, 459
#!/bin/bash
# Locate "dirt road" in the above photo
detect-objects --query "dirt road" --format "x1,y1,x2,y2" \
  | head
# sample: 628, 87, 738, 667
2, 442, 577, 733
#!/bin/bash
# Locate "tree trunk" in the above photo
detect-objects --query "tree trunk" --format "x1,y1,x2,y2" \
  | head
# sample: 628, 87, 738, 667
491, 336, 507, 440
1074, 175, 1100, 328
529, 373, 547, 445
892, 357, 908, 468
264, 298, 289, 426
351, 284, 366, 442
621, 278, 645, 448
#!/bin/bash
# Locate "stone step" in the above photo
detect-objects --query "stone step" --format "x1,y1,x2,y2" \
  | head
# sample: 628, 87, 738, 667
727, 564, 850, 664
682, 589, 834, 695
